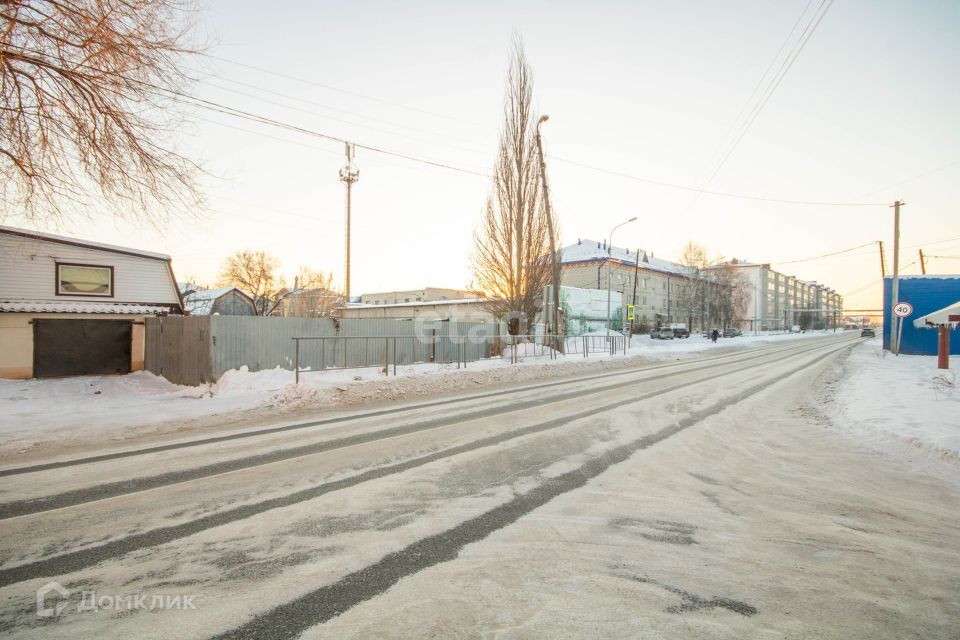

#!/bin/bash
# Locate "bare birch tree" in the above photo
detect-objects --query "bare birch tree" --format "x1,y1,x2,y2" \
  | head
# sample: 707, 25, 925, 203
472, 38, 558, 335
1, 0, 202, 224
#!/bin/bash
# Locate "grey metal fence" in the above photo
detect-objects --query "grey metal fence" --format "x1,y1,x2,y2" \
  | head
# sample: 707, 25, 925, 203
144, 316, 498, 385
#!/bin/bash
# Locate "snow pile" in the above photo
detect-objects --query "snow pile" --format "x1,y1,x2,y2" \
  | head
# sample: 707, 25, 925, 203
834, 339, 959, 461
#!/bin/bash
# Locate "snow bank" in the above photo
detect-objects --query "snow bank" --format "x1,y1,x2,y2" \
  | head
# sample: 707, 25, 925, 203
0, 330, 850, 457
835, 339, 959, 461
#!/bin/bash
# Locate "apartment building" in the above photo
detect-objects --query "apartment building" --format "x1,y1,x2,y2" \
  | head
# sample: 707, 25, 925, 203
713, 260, 843, 331
559, 239, 711, 330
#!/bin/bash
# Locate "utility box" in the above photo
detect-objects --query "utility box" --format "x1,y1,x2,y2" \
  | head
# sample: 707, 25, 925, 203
883, 275, 960, 355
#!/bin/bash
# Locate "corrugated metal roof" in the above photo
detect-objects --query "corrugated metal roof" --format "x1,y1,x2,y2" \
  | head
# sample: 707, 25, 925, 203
0, 301, 172, 314
0, 224, 171, 260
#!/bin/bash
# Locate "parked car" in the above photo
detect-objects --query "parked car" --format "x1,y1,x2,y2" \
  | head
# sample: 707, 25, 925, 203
651, 327, 674, 340
860, 327, 876, 337
722, 328, 742, 338
668, 323, 690, 338
790, 325, 802, 333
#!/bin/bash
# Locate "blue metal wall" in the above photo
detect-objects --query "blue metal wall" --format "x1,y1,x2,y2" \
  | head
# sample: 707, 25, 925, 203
883, 276, 960, 355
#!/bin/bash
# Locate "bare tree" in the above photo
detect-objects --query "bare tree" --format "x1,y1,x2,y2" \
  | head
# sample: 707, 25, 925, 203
219, 250, 283, 316
677, 241, 708, 330
284, 267, 343, 318
472, 38, 558, 335
708, 265, 750, 328
1, 0, 202, 224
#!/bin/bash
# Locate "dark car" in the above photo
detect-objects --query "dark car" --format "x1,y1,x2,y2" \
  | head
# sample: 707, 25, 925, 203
672, 327, 690, 339
722, 328, 742, 338
861, 327, 876, 337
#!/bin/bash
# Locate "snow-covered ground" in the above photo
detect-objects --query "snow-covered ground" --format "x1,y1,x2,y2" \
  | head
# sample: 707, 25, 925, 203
0, 330, 844, 457
832, 337, 959, 462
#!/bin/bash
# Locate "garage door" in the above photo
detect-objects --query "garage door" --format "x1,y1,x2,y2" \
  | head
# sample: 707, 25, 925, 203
33, 319, 132, 378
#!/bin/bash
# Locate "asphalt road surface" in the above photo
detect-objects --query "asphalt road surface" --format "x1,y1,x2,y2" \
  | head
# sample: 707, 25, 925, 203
1, 333, 958, 639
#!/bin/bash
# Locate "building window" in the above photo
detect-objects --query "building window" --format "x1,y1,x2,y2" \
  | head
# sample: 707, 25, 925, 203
56, 263, 113, 297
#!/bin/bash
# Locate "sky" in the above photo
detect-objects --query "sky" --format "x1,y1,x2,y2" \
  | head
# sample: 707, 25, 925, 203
6, 0, 960, 311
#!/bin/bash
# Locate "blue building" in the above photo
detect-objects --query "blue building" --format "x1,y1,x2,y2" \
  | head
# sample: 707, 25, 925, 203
883, 275, 960, 355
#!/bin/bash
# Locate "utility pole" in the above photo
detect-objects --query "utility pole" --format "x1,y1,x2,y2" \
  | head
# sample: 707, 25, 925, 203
534, 115, 561, 340
606, 217, 637, 335
339, 143, 359, 301
878, 240, 886, 278
630, 249, 640, 333
890, 200, 903, 355
919, 249, 927, 275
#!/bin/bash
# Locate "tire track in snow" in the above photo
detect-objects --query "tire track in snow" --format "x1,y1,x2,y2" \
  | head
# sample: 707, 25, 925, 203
0, 338, 837, 478
0, 341, 842, 519
0, 341, 851, 588
212, 341, 854, 640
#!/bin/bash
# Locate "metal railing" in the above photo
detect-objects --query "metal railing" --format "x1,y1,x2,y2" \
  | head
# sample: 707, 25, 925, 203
292, 332, 631, 383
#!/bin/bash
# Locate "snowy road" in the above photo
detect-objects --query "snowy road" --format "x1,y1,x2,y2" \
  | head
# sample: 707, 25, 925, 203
2, 333, 958, 639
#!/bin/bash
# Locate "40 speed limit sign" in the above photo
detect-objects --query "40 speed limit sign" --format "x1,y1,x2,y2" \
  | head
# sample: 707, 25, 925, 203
893, 302, 913, 318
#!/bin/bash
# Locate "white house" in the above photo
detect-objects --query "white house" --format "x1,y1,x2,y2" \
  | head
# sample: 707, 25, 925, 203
0, 225, 183, 378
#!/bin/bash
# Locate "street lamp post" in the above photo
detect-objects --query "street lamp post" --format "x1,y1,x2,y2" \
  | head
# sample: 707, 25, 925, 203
607, 217, 638, 335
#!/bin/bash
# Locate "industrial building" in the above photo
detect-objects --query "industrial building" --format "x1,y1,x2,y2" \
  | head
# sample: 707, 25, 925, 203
359, 287, 475, 305
883, 275, 960, 355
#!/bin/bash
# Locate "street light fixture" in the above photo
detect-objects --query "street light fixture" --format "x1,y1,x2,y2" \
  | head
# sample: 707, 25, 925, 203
607, 216, 638, 335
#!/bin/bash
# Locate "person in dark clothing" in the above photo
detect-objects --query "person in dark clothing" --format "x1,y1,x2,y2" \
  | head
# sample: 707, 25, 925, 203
711, 329, 719, 343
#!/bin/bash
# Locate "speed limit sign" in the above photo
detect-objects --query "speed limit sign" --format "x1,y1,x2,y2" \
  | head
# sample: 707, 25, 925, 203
893, 302, 913, 318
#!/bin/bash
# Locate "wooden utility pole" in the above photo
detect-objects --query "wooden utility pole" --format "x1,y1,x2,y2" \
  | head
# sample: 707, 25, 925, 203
534, 115, 561, 339
878, 240, 886, 278
890, 200, 903, 355
919, 249, 927, 274
631, 248, 640, 332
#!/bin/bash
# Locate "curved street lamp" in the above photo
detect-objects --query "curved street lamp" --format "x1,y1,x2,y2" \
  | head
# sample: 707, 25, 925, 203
607, 216, 638, 335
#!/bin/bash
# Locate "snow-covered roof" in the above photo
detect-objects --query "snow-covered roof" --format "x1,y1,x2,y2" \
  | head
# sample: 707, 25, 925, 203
0, 300, 174, 314
561, 240, 691, 276
350, 298, 488, 309
912, 300, 960, 328
181, 286, 250, 315
887, 274, 960, 280
0, 225, 171, 261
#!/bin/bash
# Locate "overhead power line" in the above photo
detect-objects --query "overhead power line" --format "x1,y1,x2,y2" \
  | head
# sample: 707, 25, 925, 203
204, 53, 470, 123
857, 158, 960, 198
547, 155, 886, 206
772, 241, 877, 265
163, 89, 491, 177
692, 0, 834, 197
3, 44, 920, 207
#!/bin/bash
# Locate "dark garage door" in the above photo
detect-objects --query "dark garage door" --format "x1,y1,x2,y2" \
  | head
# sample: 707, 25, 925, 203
33, 319, 132, 378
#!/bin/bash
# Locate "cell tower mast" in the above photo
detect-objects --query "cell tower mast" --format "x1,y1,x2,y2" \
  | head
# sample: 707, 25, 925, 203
339, 143, 359, 300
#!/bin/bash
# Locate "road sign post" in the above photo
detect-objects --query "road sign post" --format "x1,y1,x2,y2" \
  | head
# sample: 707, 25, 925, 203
892, 302, 913, 356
